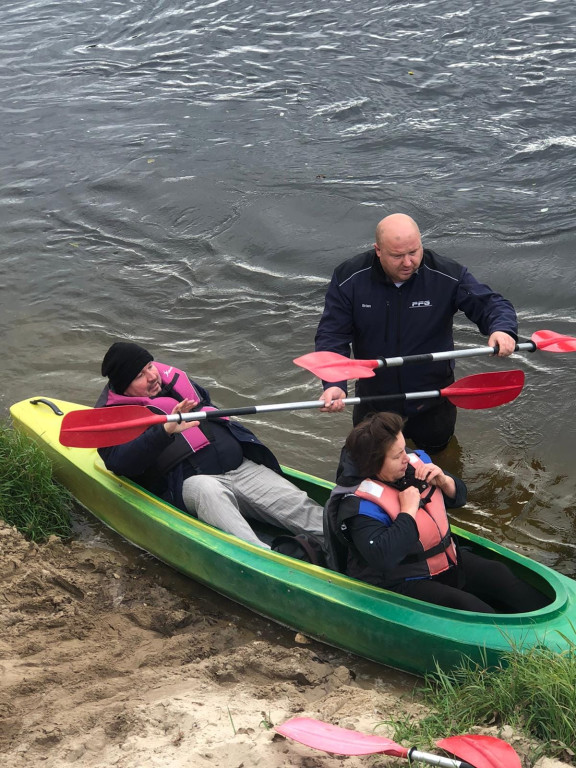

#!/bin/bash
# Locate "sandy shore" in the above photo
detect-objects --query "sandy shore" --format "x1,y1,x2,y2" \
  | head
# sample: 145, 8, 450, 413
0, 520, 568, 767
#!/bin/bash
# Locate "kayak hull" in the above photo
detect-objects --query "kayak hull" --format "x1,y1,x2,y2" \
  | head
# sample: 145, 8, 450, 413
10, 397, 576, 676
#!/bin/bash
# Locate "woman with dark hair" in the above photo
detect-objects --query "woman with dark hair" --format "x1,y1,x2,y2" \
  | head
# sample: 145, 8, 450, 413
324, 412, 547, 613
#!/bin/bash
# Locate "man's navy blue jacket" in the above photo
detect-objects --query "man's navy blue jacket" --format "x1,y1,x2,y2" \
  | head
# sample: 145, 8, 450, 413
314, 248, 517, 415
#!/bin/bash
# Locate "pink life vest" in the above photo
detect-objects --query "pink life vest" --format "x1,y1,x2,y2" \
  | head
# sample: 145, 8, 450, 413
105, 362, 225, 453
354, 454, 457, 577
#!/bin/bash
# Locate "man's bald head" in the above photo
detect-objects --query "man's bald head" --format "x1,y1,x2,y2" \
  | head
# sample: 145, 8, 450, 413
374, 214, 423, 282
375, 214, 421, 249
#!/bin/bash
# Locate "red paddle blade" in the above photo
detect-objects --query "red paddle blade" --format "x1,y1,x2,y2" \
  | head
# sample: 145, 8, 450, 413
275, 718, 408, 757
293, 351, 379, 381
437, 734, 522, 768
442, 370, 524, 409
59, 406, 164, 448
532, 330, 576, 352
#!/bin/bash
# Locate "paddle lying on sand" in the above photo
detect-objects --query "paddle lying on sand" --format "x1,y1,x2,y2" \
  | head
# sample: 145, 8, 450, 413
275, 717, 522, 768
294, 329, 576, 382
59, 370, 524, 448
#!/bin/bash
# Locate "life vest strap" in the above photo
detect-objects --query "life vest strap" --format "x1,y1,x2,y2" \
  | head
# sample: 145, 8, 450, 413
401, 531, 453, 563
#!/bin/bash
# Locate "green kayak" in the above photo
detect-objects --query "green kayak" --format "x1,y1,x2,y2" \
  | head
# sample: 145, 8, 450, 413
10, 396, 576, 676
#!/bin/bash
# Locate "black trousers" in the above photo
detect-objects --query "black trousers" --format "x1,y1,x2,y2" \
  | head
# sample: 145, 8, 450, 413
353, 398, 457, 455
393, 549, 549, 613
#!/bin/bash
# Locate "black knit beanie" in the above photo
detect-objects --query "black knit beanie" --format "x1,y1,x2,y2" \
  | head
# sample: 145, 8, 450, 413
101, 342, 154, 394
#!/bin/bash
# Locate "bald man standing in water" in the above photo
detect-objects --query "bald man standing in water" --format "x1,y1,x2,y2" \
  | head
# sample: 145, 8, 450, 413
315, 213, 517, 453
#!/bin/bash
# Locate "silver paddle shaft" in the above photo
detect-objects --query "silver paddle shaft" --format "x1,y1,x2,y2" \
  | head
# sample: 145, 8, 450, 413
409, 749, 475, 768
165, 391, 441, 423
375, 341, 536, 369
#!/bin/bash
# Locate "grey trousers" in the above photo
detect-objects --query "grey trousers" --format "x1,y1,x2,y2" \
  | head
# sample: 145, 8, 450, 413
181, 459, 324, 549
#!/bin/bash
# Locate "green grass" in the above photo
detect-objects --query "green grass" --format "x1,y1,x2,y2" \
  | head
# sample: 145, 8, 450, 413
0, 420, 73, 541
385, 640, 576, 764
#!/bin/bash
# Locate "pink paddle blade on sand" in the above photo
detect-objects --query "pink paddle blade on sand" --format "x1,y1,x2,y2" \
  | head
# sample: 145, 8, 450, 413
275, 717, 409, 757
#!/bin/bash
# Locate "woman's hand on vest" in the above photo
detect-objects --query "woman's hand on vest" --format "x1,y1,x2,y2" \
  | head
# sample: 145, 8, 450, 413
164, 398, 200, 435
415, 463, 456, 498
398, 486, 421, 518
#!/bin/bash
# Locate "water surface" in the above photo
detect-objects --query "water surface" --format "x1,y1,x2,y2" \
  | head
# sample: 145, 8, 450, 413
1, 0, 575, 575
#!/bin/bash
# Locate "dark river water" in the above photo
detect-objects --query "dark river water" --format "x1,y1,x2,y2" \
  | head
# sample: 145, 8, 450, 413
1, 0, 575, 590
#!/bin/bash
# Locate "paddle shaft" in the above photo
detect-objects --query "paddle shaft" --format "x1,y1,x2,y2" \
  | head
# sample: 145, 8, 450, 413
361, 341, 537, 371
173, 390, 454, 422
409, 750, 474, 768
65, 391, 452, 439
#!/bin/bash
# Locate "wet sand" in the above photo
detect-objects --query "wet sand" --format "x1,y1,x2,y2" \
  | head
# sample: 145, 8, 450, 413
0, 521, 567, 768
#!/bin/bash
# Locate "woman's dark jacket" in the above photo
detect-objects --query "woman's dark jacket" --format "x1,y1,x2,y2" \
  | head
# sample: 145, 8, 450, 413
323, 448, 467, 589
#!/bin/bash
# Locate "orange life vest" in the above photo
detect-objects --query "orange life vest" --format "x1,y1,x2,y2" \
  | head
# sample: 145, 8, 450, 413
354, 454, 457, 577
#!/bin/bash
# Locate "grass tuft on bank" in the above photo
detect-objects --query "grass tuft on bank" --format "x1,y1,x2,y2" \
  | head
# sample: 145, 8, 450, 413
389, 641, 576, 763
0, 420, 73, 541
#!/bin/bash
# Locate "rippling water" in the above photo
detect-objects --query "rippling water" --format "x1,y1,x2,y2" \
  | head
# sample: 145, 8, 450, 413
1, 0, 575, 574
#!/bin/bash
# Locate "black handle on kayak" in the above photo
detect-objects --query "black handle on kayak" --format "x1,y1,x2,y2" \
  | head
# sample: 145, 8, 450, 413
30, 398, 64, 416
